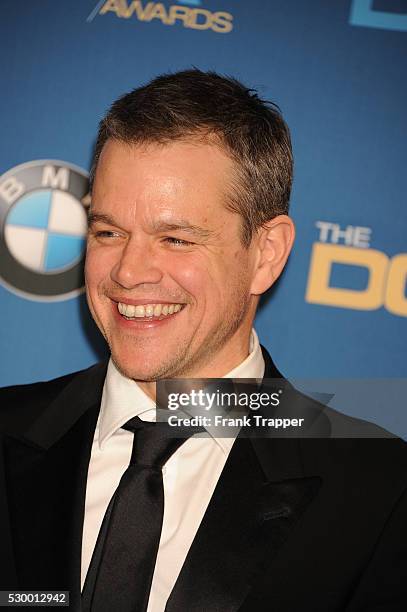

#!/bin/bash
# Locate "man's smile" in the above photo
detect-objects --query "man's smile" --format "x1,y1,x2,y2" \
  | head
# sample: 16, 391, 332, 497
111, 298, 188, 328
118, 301, 184, 319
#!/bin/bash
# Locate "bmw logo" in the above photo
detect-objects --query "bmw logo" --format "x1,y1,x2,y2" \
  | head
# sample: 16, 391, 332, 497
0, 160, 89, 301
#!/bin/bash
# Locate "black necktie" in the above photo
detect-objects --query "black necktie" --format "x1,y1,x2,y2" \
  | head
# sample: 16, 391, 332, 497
82, 415, 202, 612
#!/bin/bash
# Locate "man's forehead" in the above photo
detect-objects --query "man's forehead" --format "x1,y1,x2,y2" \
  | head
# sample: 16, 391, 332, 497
96, 137, 236, 182
91, 138, 241, 236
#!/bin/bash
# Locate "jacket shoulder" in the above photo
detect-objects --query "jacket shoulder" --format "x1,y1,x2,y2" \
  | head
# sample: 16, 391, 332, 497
0, 365, 102, 434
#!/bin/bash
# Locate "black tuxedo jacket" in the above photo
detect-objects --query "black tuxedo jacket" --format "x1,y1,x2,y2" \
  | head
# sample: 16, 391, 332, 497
1, 346, 407, 611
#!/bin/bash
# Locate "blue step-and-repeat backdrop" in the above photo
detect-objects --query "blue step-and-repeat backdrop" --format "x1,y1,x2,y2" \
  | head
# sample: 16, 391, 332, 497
1, 1, 406, 433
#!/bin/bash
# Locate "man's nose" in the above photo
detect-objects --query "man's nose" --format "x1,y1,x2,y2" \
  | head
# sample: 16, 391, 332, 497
110, 237, 163, 289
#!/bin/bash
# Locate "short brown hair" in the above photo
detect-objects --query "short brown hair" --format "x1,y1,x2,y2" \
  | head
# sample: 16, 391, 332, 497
90, 69, 293, 247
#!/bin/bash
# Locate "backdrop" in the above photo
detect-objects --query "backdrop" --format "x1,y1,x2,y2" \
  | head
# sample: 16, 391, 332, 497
1, 0, 406, 435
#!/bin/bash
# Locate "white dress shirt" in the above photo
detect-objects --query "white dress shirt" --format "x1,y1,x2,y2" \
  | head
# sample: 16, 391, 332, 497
81, 328, 265, 611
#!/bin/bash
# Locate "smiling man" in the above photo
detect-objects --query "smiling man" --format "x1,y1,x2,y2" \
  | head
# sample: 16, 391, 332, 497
1, 70, 407, 612
86, 136, 292, 389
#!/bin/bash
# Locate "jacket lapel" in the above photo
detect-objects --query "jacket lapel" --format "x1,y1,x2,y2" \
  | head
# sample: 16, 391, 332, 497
166, 436, 320, 612
2, 362, 107, 611
166, 346, 322, 612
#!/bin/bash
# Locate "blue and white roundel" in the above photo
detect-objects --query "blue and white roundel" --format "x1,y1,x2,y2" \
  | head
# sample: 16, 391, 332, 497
5, 189, 87, 273
0, 160, 89, 301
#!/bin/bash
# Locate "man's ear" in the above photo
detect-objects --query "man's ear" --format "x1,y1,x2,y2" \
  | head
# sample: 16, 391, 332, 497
250, 215, 295, 295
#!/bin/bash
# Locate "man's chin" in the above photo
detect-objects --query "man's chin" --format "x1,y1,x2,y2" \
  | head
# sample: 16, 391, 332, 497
110, 353, 174, 382
112, 361, 157, 382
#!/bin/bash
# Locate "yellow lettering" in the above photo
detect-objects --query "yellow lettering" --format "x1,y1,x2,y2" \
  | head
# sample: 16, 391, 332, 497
385, 254, 407, 317
187, 8, 212, 30
99, 1, 235, 33
146, 3, 170, 24
125, 0, 154, 20
100, 0, 126, 17
305, 243, 389, 310
168, 5, 190, 26
211, 11, 233, 33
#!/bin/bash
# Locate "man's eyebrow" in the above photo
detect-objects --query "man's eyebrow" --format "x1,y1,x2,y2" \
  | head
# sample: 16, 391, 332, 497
87, 212, 117, 227
88, 212, 216, 239
149, 220, 216, 239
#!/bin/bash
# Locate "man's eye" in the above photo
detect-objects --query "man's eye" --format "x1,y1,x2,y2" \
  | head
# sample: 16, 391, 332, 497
93, 230, 119, 238
163, 237, 193, 247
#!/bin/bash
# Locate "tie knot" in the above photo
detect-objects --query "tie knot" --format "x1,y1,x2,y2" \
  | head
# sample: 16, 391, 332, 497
122, 415, 203, 468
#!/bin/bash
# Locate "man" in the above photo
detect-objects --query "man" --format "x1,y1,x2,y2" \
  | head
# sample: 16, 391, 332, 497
1, 70, 407, 611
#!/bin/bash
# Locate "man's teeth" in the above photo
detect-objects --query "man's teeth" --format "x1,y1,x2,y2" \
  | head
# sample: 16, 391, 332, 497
117, 302, 183, 318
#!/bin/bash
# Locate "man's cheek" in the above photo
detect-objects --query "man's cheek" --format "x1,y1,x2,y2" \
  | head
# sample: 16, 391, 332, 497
86, 250, 110, 281
171, 262, 205, 293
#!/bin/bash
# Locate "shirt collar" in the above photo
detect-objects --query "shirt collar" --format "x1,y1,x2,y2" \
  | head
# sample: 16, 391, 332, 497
98, 328, 265, 454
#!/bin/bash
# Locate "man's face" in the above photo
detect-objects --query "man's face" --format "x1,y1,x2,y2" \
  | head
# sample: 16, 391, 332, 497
85, 139, 259, 381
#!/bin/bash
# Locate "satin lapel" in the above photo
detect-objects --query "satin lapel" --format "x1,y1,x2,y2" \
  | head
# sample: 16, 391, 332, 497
166, 435, 320, 612
167, 346, 322, 612
3, 363, 107, 612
